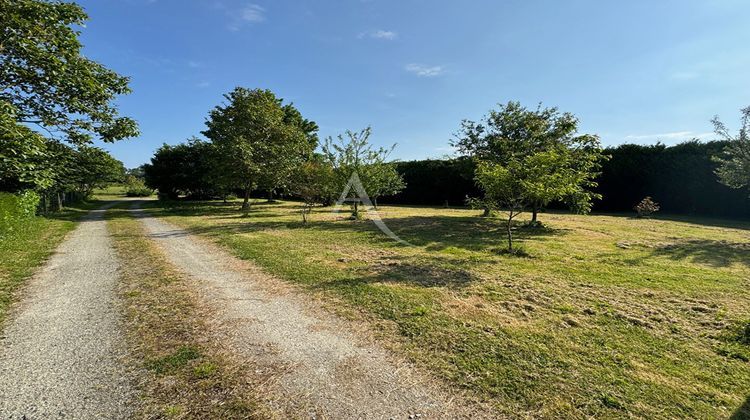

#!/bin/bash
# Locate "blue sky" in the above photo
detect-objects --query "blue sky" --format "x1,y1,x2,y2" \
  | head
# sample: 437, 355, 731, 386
78, 0, 750, 168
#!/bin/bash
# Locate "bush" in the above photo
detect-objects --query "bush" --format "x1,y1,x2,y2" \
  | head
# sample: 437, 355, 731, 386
0, 191, 40, 237
124, 176, 153, 197
634, 196, 660, 218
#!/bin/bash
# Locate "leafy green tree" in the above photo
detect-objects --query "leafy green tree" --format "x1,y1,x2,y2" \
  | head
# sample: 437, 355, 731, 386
0, 0, 138, 144
290, 156, 337, 223
69, 146, 125, 197
475, 150, 580, 251
363, 161, 406, 209
202, 88, 311, 211
0, 103, 54, 191
454, 101, 605, 223
322, 126, 405, 218
713, 106, 750, 194
259, 102, 320, 201
144, 138, 221, 199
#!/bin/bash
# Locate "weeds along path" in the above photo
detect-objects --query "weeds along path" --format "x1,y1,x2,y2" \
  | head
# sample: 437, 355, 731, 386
0, 202, 136, 418
133, 204, 476, 419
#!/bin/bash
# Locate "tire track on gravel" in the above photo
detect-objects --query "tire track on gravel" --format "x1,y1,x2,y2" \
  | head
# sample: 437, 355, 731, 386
133, 205, 478, 419
0, 202, 136, 419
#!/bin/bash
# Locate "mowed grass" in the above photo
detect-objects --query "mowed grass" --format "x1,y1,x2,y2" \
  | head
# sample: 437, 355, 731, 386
144, 199, 750, 418
0, 205, 95, 325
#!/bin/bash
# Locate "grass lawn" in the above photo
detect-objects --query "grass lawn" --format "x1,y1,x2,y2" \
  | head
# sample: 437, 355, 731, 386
0, 204, 97, 326
143, 199, 750, 418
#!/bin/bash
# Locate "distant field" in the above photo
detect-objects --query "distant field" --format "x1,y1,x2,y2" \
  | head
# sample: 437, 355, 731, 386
143, 199, 750, 418
92, 184, 128, 200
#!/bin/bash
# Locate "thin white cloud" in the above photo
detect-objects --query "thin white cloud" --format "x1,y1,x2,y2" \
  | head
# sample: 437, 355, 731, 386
359, 29, 397, 40
405, 63, 444, 77
625, 131, 713, 141
241, 4, 265, 22
225, 3, 265, 31
196, 81, 211, 88
187, 60, 202, 68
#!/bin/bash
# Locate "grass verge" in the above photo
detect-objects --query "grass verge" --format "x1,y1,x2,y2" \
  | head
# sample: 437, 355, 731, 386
107, 206, 266, 418
145, 199, 750, 418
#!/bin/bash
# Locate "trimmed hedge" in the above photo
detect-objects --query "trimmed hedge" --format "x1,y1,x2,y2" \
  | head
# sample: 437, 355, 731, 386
381, 141, 750, 218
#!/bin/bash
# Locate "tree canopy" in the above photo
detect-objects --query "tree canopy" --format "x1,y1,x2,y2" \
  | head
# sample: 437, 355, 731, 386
1, 0, 138, 144
322, 126, 405, 217
202, 87, 313, 210
454, 101, 605, 222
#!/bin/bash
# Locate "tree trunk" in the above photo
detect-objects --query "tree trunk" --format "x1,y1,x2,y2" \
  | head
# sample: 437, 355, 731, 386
267, 189, 274, 202
56, 192, 63, 212
482, 206, 491, 217
353, 201, 359, 219
531, 208, 538, 223
373, 197, 378, 210
506, 214, 513, 251
241, 188, 251, 212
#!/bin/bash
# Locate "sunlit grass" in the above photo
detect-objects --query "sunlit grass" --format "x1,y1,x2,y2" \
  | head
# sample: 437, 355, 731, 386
144, 199, 750, 418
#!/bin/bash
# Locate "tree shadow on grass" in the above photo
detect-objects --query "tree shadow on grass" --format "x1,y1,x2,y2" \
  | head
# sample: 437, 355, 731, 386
649, 239, 750, 268
381, 215, 567, 252
318, 254, 481, 290
600, 211, 750, 231
730, 396, 750, 420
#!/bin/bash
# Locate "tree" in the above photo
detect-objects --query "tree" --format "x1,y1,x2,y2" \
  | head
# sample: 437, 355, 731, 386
322, 126, 405, 218
258, 102, 320, 201
454, 101, 605, 223
290, 157, 337, 223
144, 138, 221, 199
475, 150, 581, 251
0, 0, 138, 144
69, 146, 125, 197
363, 161, 406, 209
713, 106, 750, 194
0, 102, 54, 191
202, 88, 311, 211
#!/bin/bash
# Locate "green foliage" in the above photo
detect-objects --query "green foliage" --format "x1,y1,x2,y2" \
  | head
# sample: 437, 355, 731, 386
321, 126, 406, 216
595, 140, 750, 217
454, 101, 605, 219
387, 157, 480, 206
144, 138, 222, 199
713, 106, 750, 193
290, 156, 338, 223
0, 191, 39, 236
202, 88, 313, 210
0, 0, 138, 144
0, 102, 55, 191
124, 175, 153, 197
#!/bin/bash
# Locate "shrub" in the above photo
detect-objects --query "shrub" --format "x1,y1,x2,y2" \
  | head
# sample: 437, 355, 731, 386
634, 196, 660, 218
124, 175, 153, 197
0, 191, 40, 237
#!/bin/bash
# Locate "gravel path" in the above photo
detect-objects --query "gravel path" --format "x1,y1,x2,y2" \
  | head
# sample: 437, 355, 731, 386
0, 203, 136, 419
134, 207, 476, 419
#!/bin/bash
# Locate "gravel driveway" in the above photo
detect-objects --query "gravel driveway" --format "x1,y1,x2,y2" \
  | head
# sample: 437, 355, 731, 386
0, 203, 136, 419
134, 206, 477, 419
